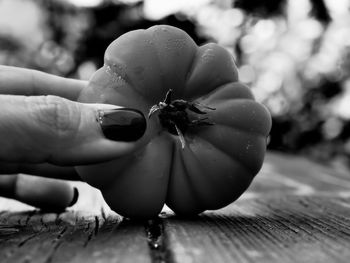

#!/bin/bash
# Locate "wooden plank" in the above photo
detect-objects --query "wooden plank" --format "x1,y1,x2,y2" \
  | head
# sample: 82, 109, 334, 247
163, 152, 350, 263
0, 182, 153, 263
164, 198, 350, 263
64, 216, 152, 263
1, 152, 350, 263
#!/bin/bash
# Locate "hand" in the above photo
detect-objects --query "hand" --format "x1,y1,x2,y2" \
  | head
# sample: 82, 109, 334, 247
0, 66, 146, 211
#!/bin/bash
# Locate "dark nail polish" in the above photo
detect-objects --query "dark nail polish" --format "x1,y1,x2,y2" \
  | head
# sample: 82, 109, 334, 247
68, 187, 79, 207
97, 108, 146, 142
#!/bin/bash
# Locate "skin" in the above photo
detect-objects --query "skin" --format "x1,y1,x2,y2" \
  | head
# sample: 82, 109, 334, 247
0, 65, 143, 210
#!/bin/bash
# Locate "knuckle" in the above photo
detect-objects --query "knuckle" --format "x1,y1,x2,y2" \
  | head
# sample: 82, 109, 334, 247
28, 95, 81, 141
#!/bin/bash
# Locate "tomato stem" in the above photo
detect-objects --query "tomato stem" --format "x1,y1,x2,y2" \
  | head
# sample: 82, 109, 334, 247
148, 89, 215, 148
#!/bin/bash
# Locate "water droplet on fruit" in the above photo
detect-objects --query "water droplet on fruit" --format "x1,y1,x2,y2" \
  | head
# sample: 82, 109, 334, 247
201, 49, 215, 62
105, 64, 127, 85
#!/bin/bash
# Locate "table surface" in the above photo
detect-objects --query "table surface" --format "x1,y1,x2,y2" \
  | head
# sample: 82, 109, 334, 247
1, 151, 350, 263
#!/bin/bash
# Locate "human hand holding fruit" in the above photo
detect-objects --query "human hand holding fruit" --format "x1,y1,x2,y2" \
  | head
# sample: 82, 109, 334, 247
0, 25, 271, 217
0, 65, 146, 211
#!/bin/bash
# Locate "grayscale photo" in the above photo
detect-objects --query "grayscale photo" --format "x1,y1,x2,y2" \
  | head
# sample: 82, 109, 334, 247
0, 0, 349, 262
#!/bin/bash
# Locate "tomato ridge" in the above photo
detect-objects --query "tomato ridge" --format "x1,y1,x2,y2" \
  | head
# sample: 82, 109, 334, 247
193, 125, 266, 174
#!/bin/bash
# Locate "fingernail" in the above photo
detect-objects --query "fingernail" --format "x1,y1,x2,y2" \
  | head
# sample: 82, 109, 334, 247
97, 108, 146, 142
68, 187, 79, 207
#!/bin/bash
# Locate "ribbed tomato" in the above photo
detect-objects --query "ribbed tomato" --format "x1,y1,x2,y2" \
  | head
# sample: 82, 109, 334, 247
76, 25, 271, 218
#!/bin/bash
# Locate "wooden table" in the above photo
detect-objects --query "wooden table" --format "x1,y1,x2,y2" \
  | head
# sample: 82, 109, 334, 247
1, 152, 350, 263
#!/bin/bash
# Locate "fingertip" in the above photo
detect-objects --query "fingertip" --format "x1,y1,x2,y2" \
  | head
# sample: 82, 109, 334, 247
82, 103, 147, 142
97, 107, 147, 142
14, 175, 77, 212
68, 187, 79, 207
63, 104, 148, 165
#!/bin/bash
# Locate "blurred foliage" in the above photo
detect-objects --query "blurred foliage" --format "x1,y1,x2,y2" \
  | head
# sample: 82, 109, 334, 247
1, 0, 350, 170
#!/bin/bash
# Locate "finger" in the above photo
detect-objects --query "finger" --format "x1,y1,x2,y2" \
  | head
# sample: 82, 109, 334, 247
0, 65, 86, 100
0, 174, 79, 212
0, 95, 147, 166
0, 162, 80, 181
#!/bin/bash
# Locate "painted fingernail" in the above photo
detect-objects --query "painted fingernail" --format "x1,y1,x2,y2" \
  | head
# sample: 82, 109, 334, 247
97, 108, 146, 142
68, 187, 79, 207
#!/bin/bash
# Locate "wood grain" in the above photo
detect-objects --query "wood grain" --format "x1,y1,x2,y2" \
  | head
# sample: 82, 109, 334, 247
0, 183, 152, 263
1, 152, 350, 263
162, 152, 350, 263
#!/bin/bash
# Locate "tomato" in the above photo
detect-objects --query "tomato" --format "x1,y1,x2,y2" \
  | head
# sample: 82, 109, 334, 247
76, 25, 271, 218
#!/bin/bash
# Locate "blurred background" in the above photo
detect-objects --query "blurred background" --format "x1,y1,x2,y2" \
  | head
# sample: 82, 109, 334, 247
1, 0, 350, 172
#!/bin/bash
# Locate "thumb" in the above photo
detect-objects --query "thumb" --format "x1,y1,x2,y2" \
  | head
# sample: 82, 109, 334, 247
0, 95, 146, 165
